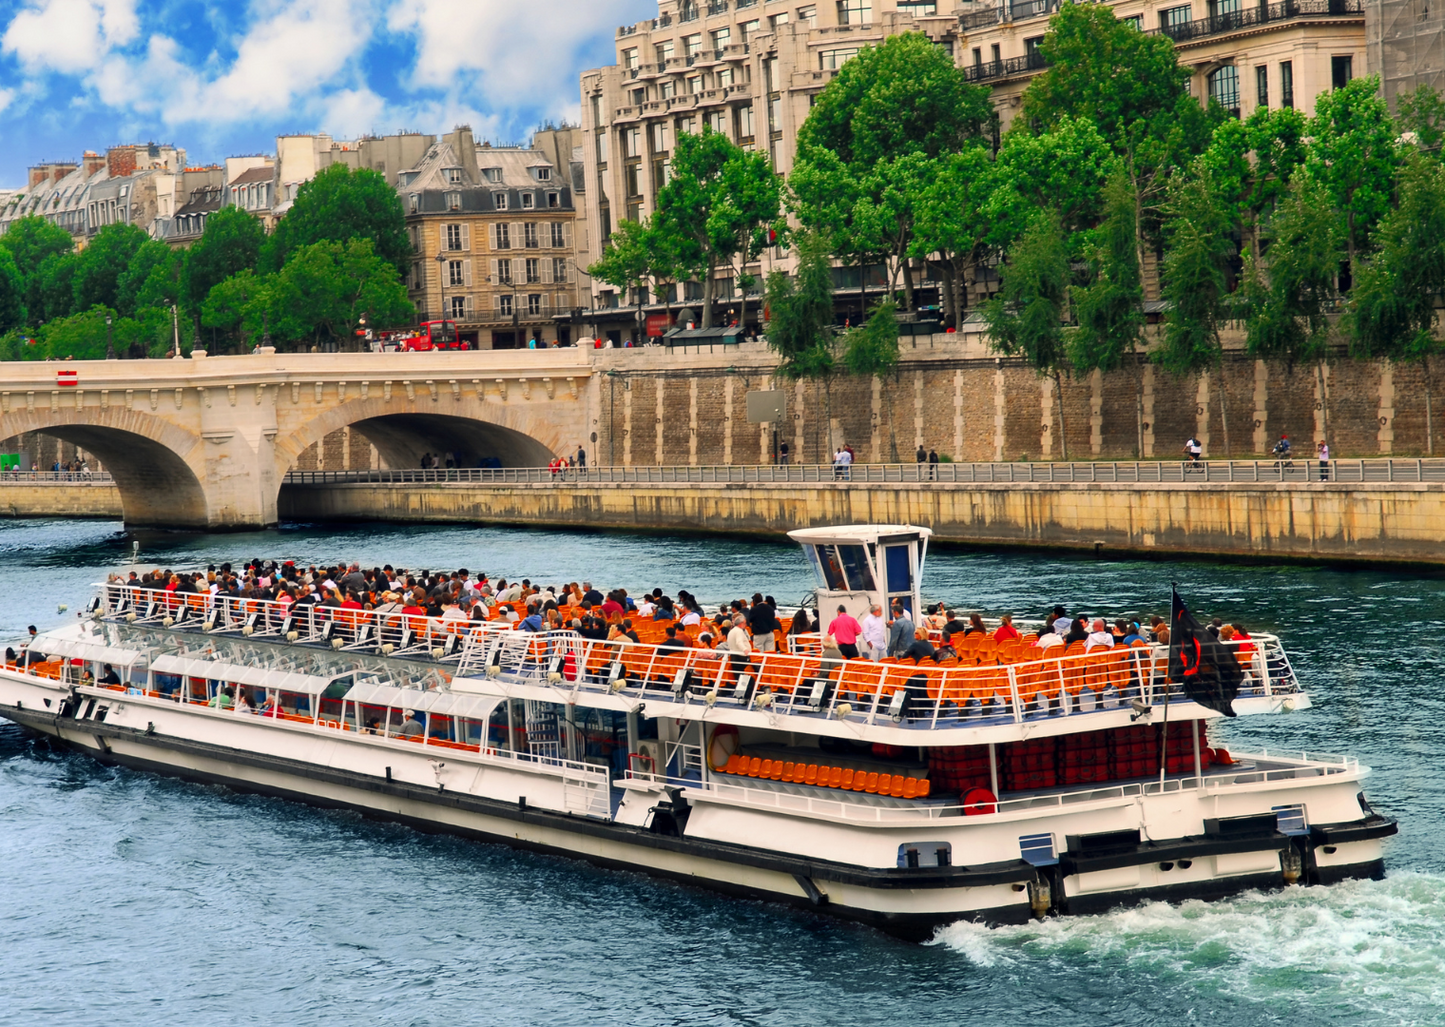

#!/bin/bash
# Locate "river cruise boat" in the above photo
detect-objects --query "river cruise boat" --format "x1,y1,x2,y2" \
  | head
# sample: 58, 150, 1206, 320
0, 525, 1396, 938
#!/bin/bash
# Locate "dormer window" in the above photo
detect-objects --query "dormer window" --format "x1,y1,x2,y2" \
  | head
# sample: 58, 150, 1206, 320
522, 193, 535, 209
494, 192, 508, 210
446, 167, 462, 184
536, 167, 551, 182
445, 191, 461, 210
409, 193, 420, 212
482, 167, 502, 183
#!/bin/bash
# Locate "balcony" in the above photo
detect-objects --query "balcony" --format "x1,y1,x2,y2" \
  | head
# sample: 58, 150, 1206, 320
617, 23, 638, 37
1150, 0, 1363, 42
962, 50, 1047, 83
679, 4, 700, 22
707, 1, 729, 14
958, 5, 1002, 30
1004, 0, 1056, 22
653, 13, 672, 27
721, 42, 752, 58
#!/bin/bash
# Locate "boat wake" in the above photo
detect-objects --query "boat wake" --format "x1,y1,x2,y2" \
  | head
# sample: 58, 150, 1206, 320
934, 873, 1445, 1024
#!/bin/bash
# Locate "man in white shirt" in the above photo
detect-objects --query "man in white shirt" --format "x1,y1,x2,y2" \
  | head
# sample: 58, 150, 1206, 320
1036, 631, 1065, 650
1084, 619, 1115, 651
726, 619, 752, 655
636, 595, 657, 617
860, 604, 887, 660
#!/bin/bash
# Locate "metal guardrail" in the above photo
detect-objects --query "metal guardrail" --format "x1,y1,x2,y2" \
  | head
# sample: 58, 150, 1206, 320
280, 459, 1445, 487
1, 470, 115, 483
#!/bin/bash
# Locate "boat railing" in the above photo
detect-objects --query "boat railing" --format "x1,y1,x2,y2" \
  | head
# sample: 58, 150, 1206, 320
627, 749, 1358, 824
94, 584, 1300, 732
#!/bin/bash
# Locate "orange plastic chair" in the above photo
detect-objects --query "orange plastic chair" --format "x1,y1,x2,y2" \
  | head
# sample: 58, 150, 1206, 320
840, 769, 855, 789
747, 757, 762, 777
804, 765, 819, 785
770, 761, 784, 781
827, 766, 843, 788
877, 773, 892, 794
760, 759, 773, 779
902, 777, 919, 799
782, 761, 796, 781
890, 776, 906, 797
864, 772, 880, 793
917, 778, 931, 797
852, 772, 868, 792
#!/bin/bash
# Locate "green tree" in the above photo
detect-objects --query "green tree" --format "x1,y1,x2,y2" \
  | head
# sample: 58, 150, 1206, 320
262, 239, 414, 350
0, 246, 26, 332
262, 164, 410, 274
986, 116, 1115, 247
1344, 152, 1445, 453
1306, 76, 1398, 265
589, 218, 655, 340
0, 215, 72, 319
792, 31, 991, 313
1396, 84, 1445, 152
72, 222, 149, 313
183, 206, 265, 313
34, 250, 79, 322
1244, 175, 1344, 441
911, 145, 995, 326
1158, 165, 1237, 453
766, 231, 837, 459
1069, 168, 1148, 455
983, 208, 1073, 457
115, 239, 177, 318
652, 128, 782, 328
201, 270, 271, 350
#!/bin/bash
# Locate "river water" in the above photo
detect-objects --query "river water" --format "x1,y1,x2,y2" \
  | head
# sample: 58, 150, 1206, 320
2, 517, 1443, 1026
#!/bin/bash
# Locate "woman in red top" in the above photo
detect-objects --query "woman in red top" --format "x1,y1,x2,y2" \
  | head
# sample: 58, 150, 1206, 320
993, 614, 1020, 642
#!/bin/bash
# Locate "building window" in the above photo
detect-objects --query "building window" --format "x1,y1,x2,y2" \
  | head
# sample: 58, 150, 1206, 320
991, 43, 1001, 63
623, 47, 639, 70
631, 87, 647, 105
661, 79, 677, 99
626, 163, 641, 196
1256, 65, 1269, 108
718, 66, 735, 87
737, 104, 754, 140
836, 0, 871, 25
898, 0, 936, 11
528, 294, 542, 316
483, 167, 501, 183
446, 223, 464, 250
687, 75, 702, 95
446, 167, 462, 184
1159, 4, 1191, 29
820, 47, 860, 70
524, 222, 539, 248
450, 295, 466, 319
707, 110, 728, 134
1332, 55, 1353, 89
526, 257, 540, 283
496, 223, 511, 249
652, 121, 672, 152
499, 294, 514, 316
536, 167, 551, 181
683, 34, 702, 58
740, 19, 759, 42
494, 192, 508, 210
547, 192, 560, 208
553, 257, 569, 282
623, 127, 642, 158
551, 222, 566, 247
498, 258, 512, 283
797, 5, 816, 26
449, 260, 464, 287
770, 12, 789, 28
1281, 60, 1294, 108
1208, 0, 1240, 18
522, 193, 535, 209
656, 40, 675, 64
712, 27, 731, 49
1122, 13, 1142, 29
679, 115, 697, 136
1208, 65, 1240, 115
409, 193, 419, 213
595, 132, 608, 164
445, 192, 461, 210
680, 0, 698, 21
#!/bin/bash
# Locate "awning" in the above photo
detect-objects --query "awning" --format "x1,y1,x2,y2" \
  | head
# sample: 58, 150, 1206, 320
344, 680, 499, 719
149, 654, 335, 694
30, 634, 147, 667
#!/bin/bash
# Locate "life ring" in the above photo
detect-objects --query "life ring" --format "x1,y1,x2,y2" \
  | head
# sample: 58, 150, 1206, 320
962, 787, 997, 816
707, 723, 740, 770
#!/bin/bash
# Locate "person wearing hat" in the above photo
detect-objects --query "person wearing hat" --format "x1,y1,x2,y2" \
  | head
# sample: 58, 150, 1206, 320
396, 711, 424, 737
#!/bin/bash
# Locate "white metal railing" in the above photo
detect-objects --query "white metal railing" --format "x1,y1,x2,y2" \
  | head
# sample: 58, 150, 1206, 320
0, 470, 114, 483
274, 458, 1445, 487
94, 584, 1300, 735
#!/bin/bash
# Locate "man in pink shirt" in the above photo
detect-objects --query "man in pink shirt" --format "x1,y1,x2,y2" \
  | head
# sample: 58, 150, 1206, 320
828, 604, 863, 659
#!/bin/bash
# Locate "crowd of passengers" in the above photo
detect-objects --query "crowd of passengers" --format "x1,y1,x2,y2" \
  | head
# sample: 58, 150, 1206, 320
98, 561, 1259, 668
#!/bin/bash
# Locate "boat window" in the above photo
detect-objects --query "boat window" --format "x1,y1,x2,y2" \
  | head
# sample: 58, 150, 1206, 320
836, 544, 875, 592
884, 544, 912, 596
813, 545, 846, 591
897, 841, 952, 868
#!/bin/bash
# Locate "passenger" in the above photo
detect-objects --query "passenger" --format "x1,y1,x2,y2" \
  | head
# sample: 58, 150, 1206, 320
902, 628, 936, 664
828, 604, 863, 659
259, 694, 282, 718
1050, 606, 1073, 636
965, 613, 987, 636
1065, 619, 1090, 646
1121, 621, 1145, 646
1035, 627, 1065, 650
365, 717, 381, 734
788, 608, 813, 637
99, 664, 121, 686
396, 710, 424, 737
861, 604, 887, 660
925, 604, 949, 632
941, 609, 969, 637
209, 686, 235, 709
235, 690, 254, 714
659, 626, 690, 650
746, 597, 779, 652
1084, 619, 1115, 651
993, 614, 1020, 643
726, 618, 753, 655
886, 603, 915, 658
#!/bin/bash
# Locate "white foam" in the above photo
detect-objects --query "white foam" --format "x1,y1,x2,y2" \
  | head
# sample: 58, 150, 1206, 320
934, 874, 1445, 1023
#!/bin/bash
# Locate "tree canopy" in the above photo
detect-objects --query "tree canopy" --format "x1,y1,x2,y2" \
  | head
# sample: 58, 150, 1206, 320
262, 163, 410, 274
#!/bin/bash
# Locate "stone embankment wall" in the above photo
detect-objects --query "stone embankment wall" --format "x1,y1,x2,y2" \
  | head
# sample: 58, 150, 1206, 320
0, 482, 122, 519
591, 338, 1441, 467
277, 479, 1445, 567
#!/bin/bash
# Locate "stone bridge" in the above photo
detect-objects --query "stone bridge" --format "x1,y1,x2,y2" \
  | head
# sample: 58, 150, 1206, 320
0, 350, 596, 528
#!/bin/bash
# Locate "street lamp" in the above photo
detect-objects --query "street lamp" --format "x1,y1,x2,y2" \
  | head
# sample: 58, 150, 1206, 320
436, 250, 448, 324
105, 313, 114, 360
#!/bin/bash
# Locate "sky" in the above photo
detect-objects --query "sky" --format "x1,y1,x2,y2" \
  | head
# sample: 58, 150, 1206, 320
0, 0, 656, 187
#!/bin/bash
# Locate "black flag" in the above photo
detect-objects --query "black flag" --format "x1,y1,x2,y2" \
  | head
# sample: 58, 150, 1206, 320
1167, 587, 1241, 717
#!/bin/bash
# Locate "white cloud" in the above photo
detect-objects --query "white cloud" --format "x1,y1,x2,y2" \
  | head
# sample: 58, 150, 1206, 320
2, 0, 138, 73
0, 87, 13, 113
386, 0, 648, 111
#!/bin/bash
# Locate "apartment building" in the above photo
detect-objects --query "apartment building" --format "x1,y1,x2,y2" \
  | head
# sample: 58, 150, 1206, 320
580, 0, 1367, 331
397, 127, 585, 349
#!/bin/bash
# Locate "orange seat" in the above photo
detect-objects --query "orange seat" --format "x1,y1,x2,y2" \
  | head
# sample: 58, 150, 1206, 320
747, 757, 762, 777
782, 760, 796, 781
877, 773, 892, 794
725, 754, 743, 774
890, 776, 906, 797
770, 761, 783, 780
760, 759, 773, 778
917, 778, 931, 797
851, 772, 867, 792
827, 766, 843, 788
902, 777, 919, 799
864, 772, 880, 793
804, 765, 818, 785
840, 768, 855, 789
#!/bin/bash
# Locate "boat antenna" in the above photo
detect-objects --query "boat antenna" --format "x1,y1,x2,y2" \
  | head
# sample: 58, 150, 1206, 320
131, 539, 140, 569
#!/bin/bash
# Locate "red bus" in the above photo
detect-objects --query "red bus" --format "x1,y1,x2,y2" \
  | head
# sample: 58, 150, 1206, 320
398, 320, 462, 351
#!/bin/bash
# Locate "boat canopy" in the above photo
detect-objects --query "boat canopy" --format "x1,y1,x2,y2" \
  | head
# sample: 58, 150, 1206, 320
344, 680, 499, 720
149, 653, 337, 695
31, 634, 148, 669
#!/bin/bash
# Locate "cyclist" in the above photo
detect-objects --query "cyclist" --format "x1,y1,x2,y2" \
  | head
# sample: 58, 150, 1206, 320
1272, 433, 1293, 469
1183, 436, 1203, 468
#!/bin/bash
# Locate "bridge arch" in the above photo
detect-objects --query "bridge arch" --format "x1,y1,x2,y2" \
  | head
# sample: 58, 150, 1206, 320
272, 395, 565, 480
1, 407, 209, 528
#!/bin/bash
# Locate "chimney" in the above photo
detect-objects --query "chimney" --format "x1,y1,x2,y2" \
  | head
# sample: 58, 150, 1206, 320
107, 146, 138, 178
83, 151, 106, 178
448, 125, 479, 183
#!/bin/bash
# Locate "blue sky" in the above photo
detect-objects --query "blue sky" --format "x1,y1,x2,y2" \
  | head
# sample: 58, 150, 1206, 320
0, 0, 655, 187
